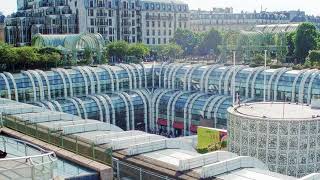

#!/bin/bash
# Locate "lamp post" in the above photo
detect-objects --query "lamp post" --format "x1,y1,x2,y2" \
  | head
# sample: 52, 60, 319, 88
263, 50, 267, 102
232, 51, 236, 106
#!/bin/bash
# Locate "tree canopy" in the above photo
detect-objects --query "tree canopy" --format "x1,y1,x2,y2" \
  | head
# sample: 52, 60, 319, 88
295, 23, 318, 63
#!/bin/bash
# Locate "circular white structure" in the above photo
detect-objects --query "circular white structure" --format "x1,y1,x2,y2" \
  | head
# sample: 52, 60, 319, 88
227, 102, 320, 177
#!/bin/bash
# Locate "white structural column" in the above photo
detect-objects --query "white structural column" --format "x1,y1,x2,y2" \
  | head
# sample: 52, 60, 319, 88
187, 94, 206, 135
273, 68, 290, 101
201, 96, 221, 120
213, 97, 231, 128
72, 97, 88, 119
88, 67, 101, 94
114, 92, 130, 130
251, 68, 265, 99
187, 65, 203, 91
117, 64, 133, 89
122, 92, 135, 130
170, 91, 188, 134
139, 63, 148, 88
152, 62, 155, 88
163, 63, 175, 89
43, 101, 56, 111
224, 66, 246, 95
183, 93, 200, 136
307, 70, 320, 104
167, 64, 180, 89
88, 95, 104, 121
73, 67, 89, 95
140, 89, 152, 130
95, 95, 111, 123
29, 70, 45, 100
267, 68, 284, 100
223, 66, 236, 95
4, 72, 18, 101
218, 67, 232, 94
34, 102, 46, 108
124, 64, 137, 89
206, 96, 224, 123
131, 90, 148, 132
22, 71, 37, 102
99, 65, 116, 91
36, 70, 51, 100
245, 67, 263, 99
0, 73, 11, 99
81, 66, 95, 94
52, 100, 63, 112
154, 89, 173, 132
166, 91, 180, 133
100, 94, 116, 125
151, 89, 167, 130
66, 97, 82, 118
183, 65, 194, 90
291, 69, 307, 102
130, 64, 142, 88
158, 62, 169, 88
204, 65, 223, 93
298, 70, 316, 103
171, 64, 186, 89
52, 69, 68, 98
201, 64, 218, 92
59, 68, 74, 97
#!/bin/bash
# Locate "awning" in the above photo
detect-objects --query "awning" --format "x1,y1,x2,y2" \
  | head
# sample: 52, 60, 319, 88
173, 121, 184, 129
190, 125, 198, 133
157, 118, 167, 126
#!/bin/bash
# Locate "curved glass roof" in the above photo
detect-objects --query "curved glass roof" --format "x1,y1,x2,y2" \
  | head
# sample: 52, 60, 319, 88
32, 33, 105, 52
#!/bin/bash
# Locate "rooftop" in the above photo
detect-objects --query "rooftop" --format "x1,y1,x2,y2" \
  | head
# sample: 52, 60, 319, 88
232, 102, 320, 120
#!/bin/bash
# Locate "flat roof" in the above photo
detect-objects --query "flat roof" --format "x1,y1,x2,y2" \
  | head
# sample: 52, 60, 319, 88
232, 102, 320, 120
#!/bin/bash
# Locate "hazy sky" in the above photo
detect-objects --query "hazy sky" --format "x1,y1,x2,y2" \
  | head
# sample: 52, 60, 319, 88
0, 0, 319, 16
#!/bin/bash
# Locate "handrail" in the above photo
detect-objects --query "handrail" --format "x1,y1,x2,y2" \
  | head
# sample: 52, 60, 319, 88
0, 136, 57, 163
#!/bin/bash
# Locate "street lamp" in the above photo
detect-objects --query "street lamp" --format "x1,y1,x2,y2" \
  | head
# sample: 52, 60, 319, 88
263, 50, 267, 102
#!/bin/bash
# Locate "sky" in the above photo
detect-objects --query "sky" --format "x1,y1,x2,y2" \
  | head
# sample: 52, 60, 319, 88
0, 0, 319, 16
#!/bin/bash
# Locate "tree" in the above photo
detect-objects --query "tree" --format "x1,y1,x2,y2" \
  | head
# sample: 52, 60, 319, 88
154, 44, 183, 60
14, 47, 39, 69
295, 23, 318, 63
307, 50, 320, 65
286, 32, 296, 60
197, 28, 222, 56
105, 41, 129, 62
172, 29, 201, 55
128, 43, 150, 63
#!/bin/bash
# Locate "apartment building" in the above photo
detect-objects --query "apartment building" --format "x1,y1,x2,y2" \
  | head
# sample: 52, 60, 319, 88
5, 0, 78, 46
5, 0, 189, 46
140, 0, 189, 45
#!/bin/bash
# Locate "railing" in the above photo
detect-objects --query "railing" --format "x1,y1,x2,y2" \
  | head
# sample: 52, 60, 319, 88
112, 158, 173, 180
0, 114, 112, 166
0, 136, 57, 179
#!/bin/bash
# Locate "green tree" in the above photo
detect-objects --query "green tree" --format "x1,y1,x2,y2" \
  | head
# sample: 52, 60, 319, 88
0, 42, 18, 71
154, 44, 183, 60
286, 32, 296, 60
128, 43, 150, 63
105, 41, 129, 62
307, 50, 320, 64
197, 28, 222, 56
172, 29, 201, 55
295, 23, 318, 63
14, 47, 39, 69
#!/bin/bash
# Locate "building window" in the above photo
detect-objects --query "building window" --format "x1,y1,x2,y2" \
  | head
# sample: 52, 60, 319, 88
152, 38, 155, 44
147, 38, 150, 44
158, 30, 160, 36
90, 19, 95, 26
146, 21, 149, 27
158, 38, 161, 44
147, 29, 149, 36
163, 21, 166, 27
152, 30, 155, 36
169, 29, 171, 36
152, 21, 155, 27
164, 38, 166, 44
158, 21, 160, 27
